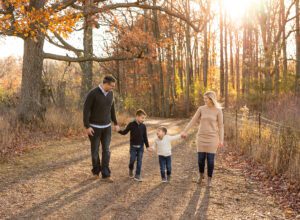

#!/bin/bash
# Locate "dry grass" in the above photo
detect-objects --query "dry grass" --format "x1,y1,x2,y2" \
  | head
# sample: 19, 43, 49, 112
264, 95, 300, 129
225, 116, 300, 182
0, 104, 141, 158
0, 107, 85, 158
0, 106, 134, 158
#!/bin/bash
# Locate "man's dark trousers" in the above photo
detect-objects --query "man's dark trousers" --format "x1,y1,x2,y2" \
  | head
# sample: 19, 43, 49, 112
88, 126, 112, 178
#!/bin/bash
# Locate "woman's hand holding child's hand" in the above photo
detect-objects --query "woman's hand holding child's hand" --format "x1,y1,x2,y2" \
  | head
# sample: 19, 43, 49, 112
181, 132, 187, 139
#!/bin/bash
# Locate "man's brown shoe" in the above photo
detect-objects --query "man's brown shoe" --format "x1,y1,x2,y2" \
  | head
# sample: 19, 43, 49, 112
102, 177, 114, 183
91, 174, 100, 180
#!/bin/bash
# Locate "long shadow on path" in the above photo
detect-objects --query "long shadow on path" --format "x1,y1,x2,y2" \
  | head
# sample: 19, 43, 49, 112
179, 186, 210, 220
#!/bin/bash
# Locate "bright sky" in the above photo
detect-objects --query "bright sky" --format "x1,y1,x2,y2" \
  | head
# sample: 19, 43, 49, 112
0, 27, 110, 58
0, 37, 23, 58
0, 0, 296, 59
0, 36, 80, 58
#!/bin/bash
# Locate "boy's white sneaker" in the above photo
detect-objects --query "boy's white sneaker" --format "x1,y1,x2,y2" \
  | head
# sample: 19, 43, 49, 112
207, 177, 212, 187
161, 178, 168, 183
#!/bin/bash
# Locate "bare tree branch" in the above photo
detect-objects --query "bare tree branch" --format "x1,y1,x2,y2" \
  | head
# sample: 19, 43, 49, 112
50, 0, 78, 12
45, 34, 83, 55
84, 2, 207, 32
53, 32, 83, 53
43, 52, 142, 62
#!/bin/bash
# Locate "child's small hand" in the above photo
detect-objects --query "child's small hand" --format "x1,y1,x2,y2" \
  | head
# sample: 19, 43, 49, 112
147, 147, 153, 153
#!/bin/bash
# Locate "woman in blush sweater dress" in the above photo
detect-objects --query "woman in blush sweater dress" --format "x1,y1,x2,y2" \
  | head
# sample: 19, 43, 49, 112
182, 91, 224, 187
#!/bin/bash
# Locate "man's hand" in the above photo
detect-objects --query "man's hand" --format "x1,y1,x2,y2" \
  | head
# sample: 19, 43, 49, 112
86, 127, 94, 136
114, 125, 120, 132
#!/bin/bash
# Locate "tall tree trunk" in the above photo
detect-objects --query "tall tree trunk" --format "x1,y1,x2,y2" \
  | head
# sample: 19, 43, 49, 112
281, 0, 288, 86
275, 49, 280, 95
166, 47, 171, 117
158, 48, 165, 117
18, 36, 46, 122
18, 0, 47, 123
264, 51, 273, 94
224, 12, 229, 108
229, 26, 235, 89
248, 27, 253, 95
171, 29, 177, 115
168, 0, 176, 116
235, 31, 240, 104
116, 60, 121, 94
152, 1, 165, 116
57, 81, 66, 108
178, 31, 184, 91
296, 0, 300, 96
185, 0, 192, 115
275, 7, 282, 95
258, 1, 274, 96
165, 16, 173, 117
144, 9, 156, 115
242, 27, 247, 96
254, 28, 259, 80
203, 22, 209, 88
219, 0, 225, 98
194, 36, 199, 80
79, 0, 94, 107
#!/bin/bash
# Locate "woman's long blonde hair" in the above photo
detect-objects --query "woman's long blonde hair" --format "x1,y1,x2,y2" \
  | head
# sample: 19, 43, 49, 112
204, 91, 222, 109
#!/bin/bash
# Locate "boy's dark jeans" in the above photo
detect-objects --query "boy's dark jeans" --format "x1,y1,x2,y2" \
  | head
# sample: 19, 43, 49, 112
198, 152, 215, 177
88, 126, 112, 178
129, 145, 144, 176
158, 155, 172, 179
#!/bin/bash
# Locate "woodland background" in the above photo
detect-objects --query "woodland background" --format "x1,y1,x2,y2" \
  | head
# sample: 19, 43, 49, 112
0, 0, 299, 214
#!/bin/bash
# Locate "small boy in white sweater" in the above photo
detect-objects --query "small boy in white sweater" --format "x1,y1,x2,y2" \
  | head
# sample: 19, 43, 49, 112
152, 126, 185, 182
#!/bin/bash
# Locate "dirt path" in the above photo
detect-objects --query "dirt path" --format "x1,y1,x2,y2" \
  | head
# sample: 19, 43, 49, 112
0, 118, 286, 220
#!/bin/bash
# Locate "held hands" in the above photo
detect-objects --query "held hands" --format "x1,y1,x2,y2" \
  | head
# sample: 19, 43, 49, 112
181, 132, 187, 139
218, 142, 224, 148
146, 147, 155, 157
114, 125, 120, 132
147, 147, 154, 153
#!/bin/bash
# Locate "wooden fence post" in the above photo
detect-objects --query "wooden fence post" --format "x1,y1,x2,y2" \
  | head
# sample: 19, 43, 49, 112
258, 113, 261, 146
236, 109, 238, 147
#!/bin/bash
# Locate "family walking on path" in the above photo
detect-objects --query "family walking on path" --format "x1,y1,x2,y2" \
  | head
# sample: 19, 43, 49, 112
83, 75, 224, 187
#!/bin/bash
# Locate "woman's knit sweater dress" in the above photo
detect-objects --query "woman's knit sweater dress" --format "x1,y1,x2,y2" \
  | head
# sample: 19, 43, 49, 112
184, 105, 224, 154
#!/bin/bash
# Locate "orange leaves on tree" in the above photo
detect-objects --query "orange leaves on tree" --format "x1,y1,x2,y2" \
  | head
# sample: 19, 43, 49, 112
0, 0, 83, 39
114, 26, 156, 60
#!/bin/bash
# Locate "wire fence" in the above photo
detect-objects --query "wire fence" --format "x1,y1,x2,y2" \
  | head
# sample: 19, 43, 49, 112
224, 111, 300, 146
223, 110, 300, 180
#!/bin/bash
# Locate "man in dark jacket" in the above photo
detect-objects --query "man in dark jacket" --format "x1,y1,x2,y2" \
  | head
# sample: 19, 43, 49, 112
83, 75, 120, 181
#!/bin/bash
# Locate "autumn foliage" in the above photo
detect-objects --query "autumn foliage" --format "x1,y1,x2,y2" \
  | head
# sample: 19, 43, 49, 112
0, 0, 82, 40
